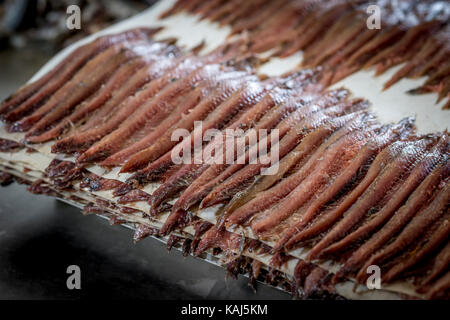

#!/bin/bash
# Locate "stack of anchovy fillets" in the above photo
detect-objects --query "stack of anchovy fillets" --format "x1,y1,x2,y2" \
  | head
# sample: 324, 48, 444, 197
0, 26, 448, 300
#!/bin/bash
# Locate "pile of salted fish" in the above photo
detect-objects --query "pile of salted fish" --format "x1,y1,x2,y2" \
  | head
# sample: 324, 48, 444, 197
162, 0, 450, 109
0, 28, 449, 300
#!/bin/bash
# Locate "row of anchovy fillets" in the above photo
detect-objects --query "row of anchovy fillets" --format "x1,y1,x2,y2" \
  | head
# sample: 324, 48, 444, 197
0, 2, 448, 300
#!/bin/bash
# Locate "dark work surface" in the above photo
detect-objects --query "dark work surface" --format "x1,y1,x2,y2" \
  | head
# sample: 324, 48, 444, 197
0, 180, 289, 300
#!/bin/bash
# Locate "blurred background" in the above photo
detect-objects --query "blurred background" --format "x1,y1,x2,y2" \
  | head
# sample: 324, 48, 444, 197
0, 0, 158, 51
0, 0, 156, 101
